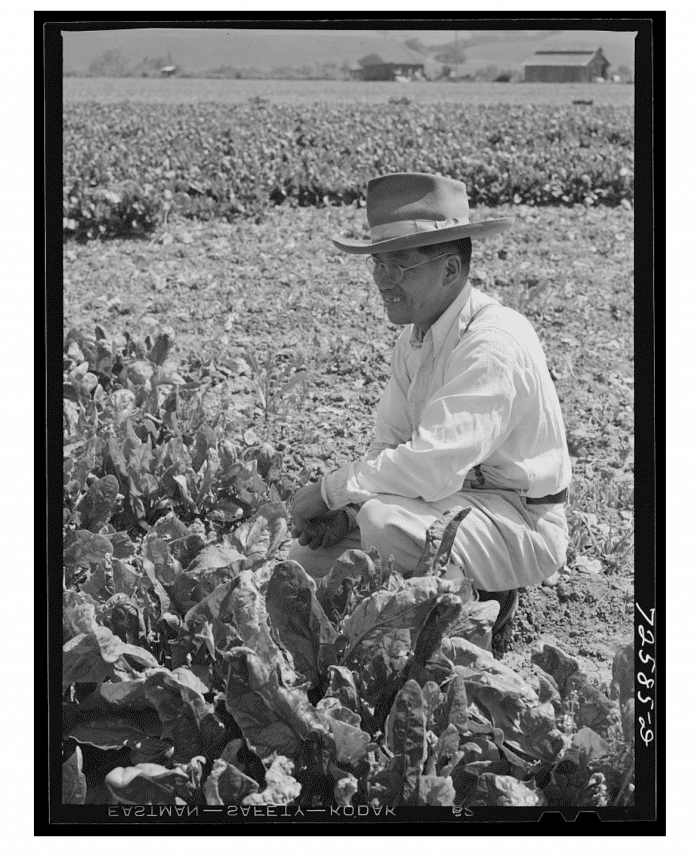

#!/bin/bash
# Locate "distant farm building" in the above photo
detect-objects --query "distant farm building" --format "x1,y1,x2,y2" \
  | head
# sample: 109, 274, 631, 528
523, 45, 610, 83
354, 41, 428, 81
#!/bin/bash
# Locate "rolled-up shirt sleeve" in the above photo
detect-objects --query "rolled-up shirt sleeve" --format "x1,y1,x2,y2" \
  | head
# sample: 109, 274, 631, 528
323, 330, 535, 509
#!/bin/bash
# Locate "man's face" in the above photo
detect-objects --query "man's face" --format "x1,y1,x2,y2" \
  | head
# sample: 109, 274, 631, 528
370, 247, 465, 332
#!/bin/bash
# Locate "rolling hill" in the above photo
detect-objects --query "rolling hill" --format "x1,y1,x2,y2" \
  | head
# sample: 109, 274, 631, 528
62, 28, 430, 74
62, 27, 635, 76
447, 29, 636, 73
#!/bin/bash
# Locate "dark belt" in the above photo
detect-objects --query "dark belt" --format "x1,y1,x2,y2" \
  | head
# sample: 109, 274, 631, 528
525, 488, 568, 505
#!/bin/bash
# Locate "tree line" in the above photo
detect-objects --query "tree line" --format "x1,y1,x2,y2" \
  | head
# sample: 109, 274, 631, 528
65, 47, 633, 83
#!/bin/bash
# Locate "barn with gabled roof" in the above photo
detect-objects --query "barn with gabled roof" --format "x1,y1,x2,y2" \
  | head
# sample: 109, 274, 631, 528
354, 40, 429, 81
523, 45, 610, 82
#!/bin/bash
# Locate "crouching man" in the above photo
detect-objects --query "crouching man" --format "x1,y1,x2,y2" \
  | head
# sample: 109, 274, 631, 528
288, 173, 571, 633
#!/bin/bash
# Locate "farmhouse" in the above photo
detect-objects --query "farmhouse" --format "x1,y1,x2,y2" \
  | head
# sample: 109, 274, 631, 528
354, 41, 428, 81
523, 45, 610, 83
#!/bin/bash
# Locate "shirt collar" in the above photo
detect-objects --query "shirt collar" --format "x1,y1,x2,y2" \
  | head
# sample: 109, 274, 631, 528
409, 287, 478, 353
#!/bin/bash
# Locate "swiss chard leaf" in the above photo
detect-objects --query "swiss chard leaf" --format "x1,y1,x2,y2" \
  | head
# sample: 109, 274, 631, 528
441, 672, 469, 733
265, 560, 337, 686
103, 436, 129, 484
196, 449, 222, 508
228, 502, 288, 568
316, 549, 377, 623
167, 572, 197, 614
435, 723, 461, 770
572, 726, 610, 762
449, 599, 498, 652
421, 681, 443, 732
418, 774, 456, 806
76, 474, 120, 531
316, 696, 361, 727
411, 593, 463, 670
228, 571, 297, 687
386, 679, 427, 804
204, 759, 259, 805
129, 737, 174, 764
409, 507, 471, 578
111, 558, 139, 595
360, 628, 411, 712
325, 665, 361, 713
96, 677, 152, 709
64, 531, 114, 568
191, 424, 216, 474
224, 647, 328, 760
62, 629, 145, 692
573, 685, 620, 738
459, 674, 564, 762
105, 762, 191, 805
148, 329, 174, 367
186, 544, 245, 575
530, 641, 585, 700
92, 626, 160, 668
372, 594, 461, 732
241, 754, 303, 806
63, 591, 99, 637
325, 715, 371, 768
62, 747, 87, 804
143, 669, 228, 763
334, 775, 359, 806
341, 577, 445, 662
153, 513, 191, 543
68, 718, 153, 750
80, 558, 115, 602
142, 534, 182, 586
469, 773, 547, 807
610, 641, 634, 705
184, 579, 238, 628
442, 637, 539, 704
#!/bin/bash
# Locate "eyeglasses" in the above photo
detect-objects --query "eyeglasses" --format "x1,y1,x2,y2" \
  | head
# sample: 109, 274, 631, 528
365, 252, 451, 285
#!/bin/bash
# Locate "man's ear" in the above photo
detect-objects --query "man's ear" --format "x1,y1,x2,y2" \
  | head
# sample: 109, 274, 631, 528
444, 253, 462, 284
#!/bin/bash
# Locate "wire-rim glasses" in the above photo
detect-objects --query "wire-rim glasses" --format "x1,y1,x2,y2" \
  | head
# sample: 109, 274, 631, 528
365, 252, 451, 284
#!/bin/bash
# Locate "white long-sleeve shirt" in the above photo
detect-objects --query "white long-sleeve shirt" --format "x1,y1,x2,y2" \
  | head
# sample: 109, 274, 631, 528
321, 287, 572, 510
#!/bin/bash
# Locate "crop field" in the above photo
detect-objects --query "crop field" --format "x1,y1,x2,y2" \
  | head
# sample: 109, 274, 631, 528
64, 97, 633, 240
62, 91, 636, 809
64, 76, 636, 107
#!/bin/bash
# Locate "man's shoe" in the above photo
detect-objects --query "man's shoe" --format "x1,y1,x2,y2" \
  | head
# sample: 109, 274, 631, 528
477, 588, 519, 635
542, 563, 572, 587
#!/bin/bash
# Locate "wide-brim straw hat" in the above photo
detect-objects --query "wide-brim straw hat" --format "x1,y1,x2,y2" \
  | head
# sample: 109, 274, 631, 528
332, 172, 514, 254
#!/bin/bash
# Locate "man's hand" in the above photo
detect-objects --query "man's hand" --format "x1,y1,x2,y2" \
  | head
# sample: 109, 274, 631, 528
291, 482, 329, 533
291, 508, 353, 550
291, 482, 356, 551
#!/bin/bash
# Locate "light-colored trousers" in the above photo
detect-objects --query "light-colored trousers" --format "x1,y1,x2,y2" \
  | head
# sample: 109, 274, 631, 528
287, 488, 568, 592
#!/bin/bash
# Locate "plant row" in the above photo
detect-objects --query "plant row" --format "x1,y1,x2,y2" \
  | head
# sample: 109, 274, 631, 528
63, 100, 634, 239
62, 322, 635, 806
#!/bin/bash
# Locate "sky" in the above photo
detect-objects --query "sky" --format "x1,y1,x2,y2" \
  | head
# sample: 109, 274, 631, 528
62, 27, 635, 74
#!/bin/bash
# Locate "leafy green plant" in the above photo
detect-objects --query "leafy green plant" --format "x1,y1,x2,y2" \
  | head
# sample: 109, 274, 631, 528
566, 476, 634, 575
244, 346, 308, 438
63, 100, 634, 239
62, 431, 635, 810
497, 267, 553, 315
63, 323, 299, 536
